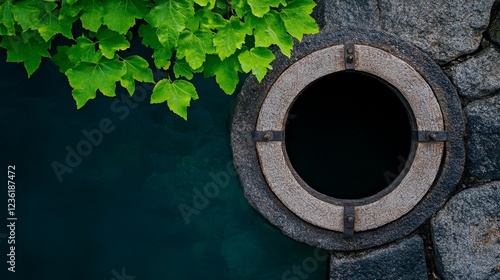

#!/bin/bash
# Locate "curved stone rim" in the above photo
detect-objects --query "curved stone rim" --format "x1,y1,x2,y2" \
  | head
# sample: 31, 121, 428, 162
230, 26, 465, 251
255, 44, 445, 232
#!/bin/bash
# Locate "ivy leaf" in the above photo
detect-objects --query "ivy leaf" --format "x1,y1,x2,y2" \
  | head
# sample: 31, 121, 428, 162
96, 27, 130, 59
52, 46, 77, 73
279, 0, 318, 41
177, 30, 215, 69
0, 32, 50, 77
204, 54, 241, 94
194, 0, 216, 8
199, 9, 226, 29
174, 59, 194, 80
11, 1, 43, 31
37, 5, 74, 41
0, 1, 15, 35
103, 0, 149, 34
80, 0, 105, 32
60, 0, 83, 18
120, 55, 154, 95
66, 57, 126, 108
151, 79, 199, 120
229, 0, 251, 17
67, 36, 101, 64
247, 0, 281, 17
238, 47, 275, 82
147, 0, 194, 49
189, 7, 225, 30
138, 23, 173, 69
213, 17, 250, 59
247, 11, 293, 57
11, 1, 73, 41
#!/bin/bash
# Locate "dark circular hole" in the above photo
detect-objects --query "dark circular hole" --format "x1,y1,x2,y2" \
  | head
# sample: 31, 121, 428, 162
285, 71, 412, 200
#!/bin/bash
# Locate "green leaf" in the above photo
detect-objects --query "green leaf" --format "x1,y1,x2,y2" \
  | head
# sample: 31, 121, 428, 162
190, 7, 225, 30
199, 9, 226, 29
60, 0, 83, 18
11, 1, 73, 41
138, 23, 159, 48
0, 1, 15, 35
177, 30, 214, 69
138, 23, 173, 69
173, 59, 194, 80
103, 0, 149, 34
194, 0, 215, 8
66, 57, 126, 108
247, 0, 281, 17
229, 0, 251, 17
66, 36, 101, 63
279, 0, 318, 41
247, 11, 293, 57
96, 26, 130, 59
151, 79, 199, 120
213, 17, 250, 59
120, 55, 154, 95
147, 0, 194, 49
80, 0, 105, 32
204, 54, 241, 94
52, 46, 77, 73
215, 0, 227, 9
0, 32, 50, 77
238, 47, 275, 82
11, 1, 43, 31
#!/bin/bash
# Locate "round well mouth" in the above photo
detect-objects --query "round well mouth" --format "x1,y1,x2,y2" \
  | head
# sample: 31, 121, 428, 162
285, 71, 412, 200
231, 29, 465, 251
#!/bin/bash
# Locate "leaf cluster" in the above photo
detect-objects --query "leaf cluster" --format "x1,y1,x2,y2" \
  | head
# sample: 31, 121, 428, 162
0, 0, 318, 119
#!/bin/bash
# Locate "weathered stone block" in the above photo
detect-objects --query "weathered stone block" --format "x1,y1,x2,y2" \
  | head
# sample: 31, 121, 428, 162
330, 235, 428, 280
451, 47, 500, 99
431, 181, 500, 280
319, 0, 496, 63
490, 10, 500, 45
465, 94, 500, 179
379, 0, 495, 63
322, 0, 380, 29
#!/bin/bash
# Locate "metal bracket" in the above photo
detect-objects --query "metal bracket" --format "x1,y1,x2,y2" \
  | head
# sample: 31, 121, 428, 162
343, 205, 355, 238
252, 131, 284, 142
344, 42, 355, 70
414, 131, 448, 142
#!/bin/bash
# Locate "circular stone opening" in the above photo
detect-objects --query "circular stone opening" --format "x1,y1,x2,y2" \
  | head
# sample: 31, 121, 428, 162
285, 71, 412, 200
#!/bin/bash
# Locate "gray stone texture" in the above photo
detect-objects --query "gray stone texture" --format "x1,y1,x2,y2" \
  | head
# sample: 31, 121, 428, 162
431, 181, 500, 280
490, 10, 500, 45
322, 0, 381, 29
465, 94, 500, 180
321, 0, 496, 63
451, 47, 500, 99
330, 235, 428, 280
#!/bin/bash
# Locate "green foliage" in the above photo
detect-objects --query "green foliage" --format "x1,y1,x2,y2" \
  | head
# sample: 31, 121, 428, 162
0, 0, 318, 119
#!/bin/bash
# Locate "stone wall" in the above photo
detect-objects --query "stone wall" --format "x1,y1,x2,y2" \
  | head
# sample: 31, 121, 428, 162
317, 1, 500, 279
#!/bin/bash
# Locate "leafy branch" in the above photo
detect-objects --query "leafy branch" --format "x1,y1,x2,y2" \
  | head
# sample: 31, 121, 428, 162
0, 0, 318, 119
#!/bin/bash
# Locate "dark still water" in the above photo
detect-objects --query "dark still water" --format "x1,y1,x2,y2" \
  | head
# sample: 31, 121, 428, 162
0, 50, 327, 279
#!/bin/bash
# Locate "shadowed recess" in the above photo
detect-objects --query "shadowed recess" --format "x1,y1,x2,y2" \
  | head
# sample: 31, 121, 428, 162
285, 71, 412, 200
